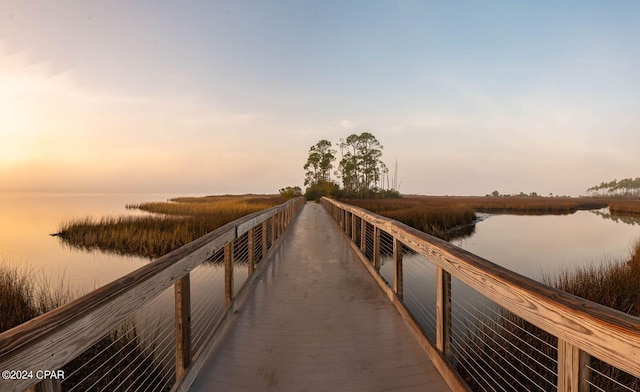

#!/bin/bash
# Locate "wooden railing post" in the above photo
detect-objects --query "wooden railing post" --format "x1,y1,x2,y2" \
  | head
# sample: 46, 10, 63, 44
360, 218, 367, 252
270, 215, 276, 245
351, 213, 357, 242
175, 274, 191, 380
345, 212, 350, 236
286, 204, 291, 225
342, 210, 346, 232
558, 339, 589, 392
373, 227, 381, 270
29, 380, 61, 392
261, 220, 268, 261
280, 210, 285, 235
248, 227, 255, 276
274, 211, 278, 239
580, 352, 591, 392
224, 242, 234, 309
393, 238, 403, 299
436, 266, 451, 359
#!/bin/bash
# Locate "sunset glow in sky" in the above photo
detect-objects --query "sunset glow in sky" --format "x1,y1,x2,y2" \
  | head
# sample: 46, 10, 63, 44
2, 1, 639, 195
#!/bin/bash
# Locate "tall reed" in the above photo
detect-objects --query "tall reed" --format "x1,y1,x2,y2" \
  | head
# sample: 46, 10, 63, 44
455, 239, 640, 391
343, 196, 610, 240
0, 261, 73, 332
610, 200, 640, 215
344, 198, 476, 239
57, 195, 284, 259
0, 261, 172, 390
410, 195, 609, 214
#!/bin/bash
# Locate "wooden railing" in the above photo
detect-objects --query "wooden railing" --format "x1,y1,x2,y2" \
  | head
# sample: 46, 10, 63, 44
0, 197, 305, 392
321, 197, 640, 392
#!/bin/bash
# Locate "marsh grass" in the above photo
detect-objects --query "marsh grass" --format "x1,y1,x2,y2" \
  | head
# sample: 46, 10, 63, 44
0, 262, 171, 390
0, 261, 74, 332
426, 195, 609, 215
344, 198, 476, 239
456, 240, 640, 391
610, 200, 640, 215
343, 196, 609, 240
543, 255, 640, 315
57, 195, 284, 259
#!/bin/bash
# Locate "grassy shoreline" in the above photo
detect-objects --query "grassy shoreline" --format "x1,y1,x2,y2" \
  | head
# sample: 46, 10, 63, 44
0, 262, 73, 332
4, 193, 640, 390
0, 262, 171, 390
56, 195, 284, 259
609, 200, 640, 215
343, 196, 613, 239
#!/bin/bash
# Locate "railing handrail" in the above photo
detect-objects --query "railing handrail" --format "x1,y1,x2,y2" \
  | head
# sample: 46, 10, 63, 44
321, 197, 640, 383
0, 196, 305, 392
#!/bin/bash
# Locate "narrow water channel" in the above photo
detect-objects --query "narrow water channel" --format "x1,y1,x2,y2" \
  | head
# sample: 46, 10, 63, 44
450, 208, 640, 281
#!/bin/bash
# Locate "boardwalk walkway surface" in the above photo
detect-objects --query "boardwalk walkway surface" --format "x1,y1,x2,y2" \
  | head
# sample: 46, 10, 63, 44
189, 203, 451, 392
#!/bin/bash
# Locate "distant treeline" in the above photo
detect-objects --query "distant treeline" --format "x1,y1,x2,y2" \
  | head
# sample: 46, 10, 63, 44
587, 177, 640, 197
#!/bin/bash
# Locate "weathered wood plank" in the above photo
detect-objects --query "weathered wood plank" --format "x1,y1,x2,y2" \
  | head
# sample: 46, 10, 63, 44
321, 197, 640, 380
236, 208, 276, 237
333, 211, 469, 392
188, 203, 453, 392
172, 199, 305, 392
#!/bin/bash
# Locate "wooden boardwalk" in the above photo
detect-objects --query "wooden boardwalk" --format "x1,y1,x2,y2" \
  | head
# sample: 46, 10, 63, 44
188, 203, 451, 392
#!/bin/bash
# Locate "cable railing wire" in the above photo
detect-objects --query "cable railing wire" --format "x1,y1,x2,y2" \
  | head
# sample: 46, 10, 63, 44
451, 290, 558, 368
450, 293, 557, 391
1, 198, 304, 392
319, 199, 640, 392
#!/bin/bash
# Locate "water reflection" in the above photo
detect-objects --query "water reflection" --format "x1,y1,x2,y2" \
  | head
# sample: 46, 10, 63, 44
451, 209, 640, 281
0, 192, 205, 295
590, 209, 640, 226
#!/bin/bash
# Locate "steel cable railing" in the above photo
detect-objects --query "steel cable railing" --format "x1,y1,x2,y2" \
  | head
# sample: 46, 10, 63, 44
0, 197, 305, 392
586, 360, 640, 391
448, 276, 558, 392
189, 261, 225, 354
233, 231, 250, 297
320, 197, 640, 392
402, 253, 438, 342
61, 286, 176, 392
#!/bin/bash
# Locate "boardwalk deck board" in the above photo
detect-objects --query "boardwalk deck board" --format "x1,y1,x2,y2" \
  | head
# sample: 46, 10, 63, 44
188, 203, 451, 392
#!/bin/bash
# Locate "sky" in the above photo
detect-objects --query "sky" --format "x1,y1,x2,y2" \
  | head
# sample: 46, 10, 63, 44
1, 1, 639, 196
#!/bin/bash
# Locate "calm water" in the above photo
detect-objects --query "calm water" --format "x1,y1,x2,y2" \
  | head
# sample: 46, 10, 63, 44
0, 192, 207, 294
377, 207, 640, 344
451, 208, 640, 280
3, 194, 639, 298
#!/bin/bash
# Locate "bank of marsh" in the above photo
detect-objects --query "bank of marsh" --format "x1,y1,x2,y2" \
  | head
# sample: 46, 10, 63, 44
343, 196, 610, 240
56, 195, 284, 258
